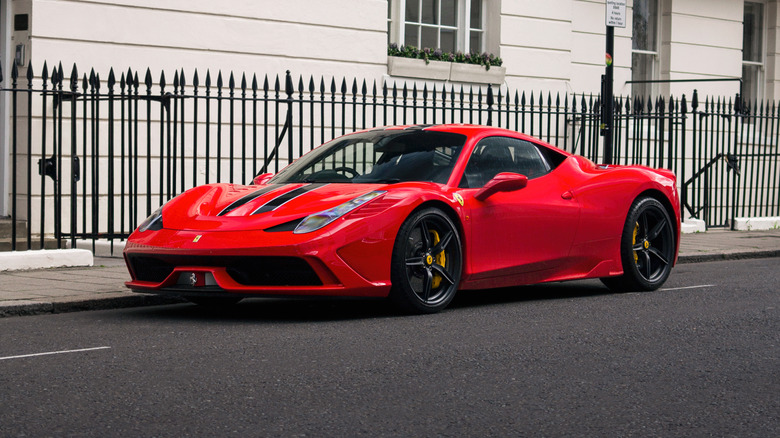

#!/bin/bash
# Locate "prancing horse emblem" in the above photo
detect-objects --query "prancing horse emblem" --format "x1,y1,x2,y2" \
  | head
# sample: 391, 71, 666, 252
189, 273, 198, 287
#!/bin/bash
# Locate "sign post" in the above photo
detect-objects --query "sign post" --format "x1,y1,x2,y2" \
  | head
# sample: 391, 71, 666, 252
603, 0, 626, 165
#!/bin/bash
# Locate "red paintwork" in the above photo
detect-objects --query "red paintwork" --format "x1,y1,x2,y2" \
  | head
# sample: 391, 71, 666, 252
124, 124, 681, 298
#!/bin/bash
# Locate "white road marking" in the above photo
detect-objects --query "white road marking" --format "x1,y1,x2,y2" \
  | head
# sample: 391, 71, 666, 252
0, 346, 111, 361
660, 284, 716, 291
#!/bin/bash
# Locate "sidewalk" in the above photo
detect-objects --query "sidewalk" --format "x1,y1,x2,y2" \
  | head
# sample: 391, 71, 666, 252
1, 228, 779, 317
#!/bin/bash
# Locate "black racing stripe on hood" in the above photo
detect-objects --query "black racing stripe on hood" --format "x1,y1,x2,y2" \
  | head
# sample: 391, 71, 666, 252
251, 183, 329, 215
217, 184, 282, 216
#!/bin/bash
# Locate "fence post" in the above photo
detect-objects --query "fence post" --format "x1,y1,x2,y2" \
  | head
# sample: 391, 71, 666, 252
487, 84, 494, 126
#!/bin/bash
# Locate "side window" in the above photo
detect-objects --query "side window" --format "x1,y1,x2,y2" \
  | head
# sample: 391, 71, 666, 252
460, 137, 550, 188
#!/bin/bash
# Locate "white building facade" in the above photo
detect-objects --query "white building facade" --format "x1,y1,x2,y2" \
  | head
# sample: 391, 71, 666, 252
1, 0, 778, 218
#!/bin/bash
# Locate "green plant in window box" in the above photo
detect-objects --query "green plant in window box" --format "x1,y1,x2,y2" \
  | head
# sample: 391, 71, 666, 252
388, 44, 502, 71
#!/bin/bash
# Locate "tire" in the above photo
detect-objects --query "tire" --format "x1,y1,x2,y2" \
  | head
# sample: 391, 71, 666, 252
389, 208, 463, 314
601, 197, 675, 292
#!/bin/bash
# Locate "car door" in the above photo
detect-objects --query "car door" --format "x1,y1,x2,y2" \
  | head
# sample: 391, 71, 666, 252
459, 136, 580, 281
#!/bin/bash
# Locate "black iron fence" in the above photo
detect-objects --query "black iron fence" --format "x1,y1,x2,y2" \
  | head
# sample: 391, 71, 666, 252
1, 62, 779, 252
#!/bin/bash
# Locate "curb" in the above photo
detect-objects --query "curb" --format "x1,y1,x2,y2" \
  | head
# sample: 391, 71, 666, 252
0, 294, 183, 318
0, 249, 94, 272
677, 249, 780, 264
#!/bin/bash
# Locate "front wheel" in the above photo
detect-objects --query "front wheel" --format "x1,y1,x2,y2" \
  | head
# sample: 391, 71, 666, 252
602, 197, 675, 292
389, 208, 463, 314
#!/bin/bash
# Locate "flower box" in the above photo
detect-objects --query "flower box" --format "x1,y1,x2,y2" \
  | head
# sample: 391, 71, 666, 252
449, 63, 506, 85
387, 56, 506, 85
387, 57, 450, 81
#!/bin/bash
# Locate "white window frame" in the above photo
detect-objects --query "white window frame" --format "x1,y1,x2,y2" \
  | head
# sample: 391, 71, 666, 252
389, 0, 487, 54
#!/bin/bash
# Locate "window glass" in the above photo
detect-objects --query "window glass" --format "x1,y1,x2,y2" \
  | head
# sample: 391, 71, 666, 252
631, 0, 659, 100
743, 2, 764, 62
742, 2, 764, 103
460, 137, 550, 188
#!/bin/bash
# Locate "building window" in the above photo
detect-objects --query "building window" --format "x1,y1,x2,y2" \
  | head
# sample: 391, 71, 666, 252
743, 1, 764, 104
631, 0, 659, 100
389, 0, 488, 54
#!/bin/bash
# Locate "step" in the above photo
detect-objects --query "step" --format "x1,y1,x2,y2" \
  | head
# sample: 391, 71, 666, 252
0, 218, 28, 238
0, 237, 61, 252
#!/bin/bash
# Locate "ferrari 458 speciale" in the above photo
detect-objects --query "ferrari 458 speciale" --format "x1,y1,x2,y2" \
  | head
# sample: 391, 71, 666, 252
124, 124, 680, 313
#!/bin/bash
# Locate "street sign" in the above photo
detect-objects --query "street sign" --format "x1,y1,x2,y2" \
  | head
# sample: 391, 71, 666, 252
606, 0, 627, 28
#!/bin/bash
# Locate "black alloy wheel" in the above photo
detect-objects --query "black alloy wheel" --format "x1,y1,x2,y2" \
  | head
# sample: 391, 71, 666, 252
390, 208, 463, 313
602, 197, 675, 292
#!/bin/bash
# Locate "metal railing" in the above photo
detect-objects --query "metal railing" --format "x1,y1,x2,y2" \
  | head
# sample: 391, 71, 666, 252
1, 62, 779, 252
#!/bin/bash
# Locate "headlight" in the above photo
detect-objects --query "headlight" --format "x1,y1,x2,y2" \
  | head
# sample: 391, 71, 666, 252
138, 206, 164, 232
294, 191, 385, 234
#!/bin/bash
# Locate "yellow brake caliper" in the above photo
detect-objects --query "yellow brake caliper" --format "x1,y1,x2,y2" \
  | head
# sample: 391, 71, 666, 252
429, 230, 446, 288
632, 222, 639, 263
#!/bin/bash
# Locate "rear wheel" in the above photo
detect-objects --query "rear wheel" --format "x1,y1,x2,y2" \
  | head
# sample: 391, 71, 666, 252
389, 208, 462, 314
602, 197, 675, 292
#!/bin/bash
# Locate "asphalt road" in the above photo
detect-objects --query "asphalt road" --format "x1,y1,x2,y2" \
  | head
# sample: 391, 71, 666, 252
1, 258, 778, 437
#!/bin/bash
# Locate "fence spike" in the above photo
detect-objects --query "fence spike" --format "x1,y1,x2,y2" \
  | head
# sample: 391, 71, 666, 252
330, 77, 336, 94
179, 69, 186, 88
94, 72, 101, 91
241, 73, 247, 90
0, 61, 3, 83
265, 74, 271, 92
341, 77, 347, 94
254, 74, 260, 92
27, 62, 34, 82
362, 79, 367, 96
205, 70, 212, 88
229, 72, 235, 90
352, 78, 358, 95
298, 75, 304, 93
193, 69, 199, 88
69, 64, 79, 90
107, 68, 115, 88
11, 62, 18, 82
285, 71, 294, 96
160, 71, 166, 90
217, 71, 223, 88
82, 74, 88, 92
144, 68, 152, 89
173, 70, 179, 90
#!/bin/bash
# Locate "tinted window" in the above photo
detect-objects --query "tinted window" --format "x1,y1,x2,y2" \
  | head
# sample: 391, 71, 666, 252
270, 130, 467, 184
460, 136, 550, 188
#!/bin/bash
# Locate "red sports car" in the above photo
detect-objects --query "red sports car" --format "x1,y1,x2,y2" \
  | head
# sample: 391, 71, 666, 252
124, 124, 680, 313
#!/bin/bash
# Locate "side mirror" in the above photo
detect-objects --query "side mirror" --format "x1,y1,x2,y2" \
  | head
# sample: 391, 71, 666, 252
252, 173, 273, 185
474, 172, 527, 201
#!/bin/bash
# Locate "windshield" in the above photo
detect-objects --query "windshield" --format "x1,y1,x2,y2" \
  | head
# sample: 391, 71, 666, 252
269, 129, 467, 184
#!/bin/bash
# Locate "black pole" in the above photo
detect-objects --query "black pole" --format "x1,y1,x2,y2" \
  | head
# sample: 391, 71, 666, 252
604, 25, 614, 165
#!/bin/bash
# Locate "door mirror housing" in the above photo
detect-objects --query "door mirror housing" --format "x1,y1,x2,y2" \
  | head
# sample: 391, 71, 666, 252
474, 172, 528, 201
252, 173, 274, 185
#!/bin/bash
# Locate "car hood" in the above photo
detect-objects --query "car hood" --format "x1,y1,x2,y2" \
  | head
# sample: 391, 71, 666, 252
161, 182, 404, 231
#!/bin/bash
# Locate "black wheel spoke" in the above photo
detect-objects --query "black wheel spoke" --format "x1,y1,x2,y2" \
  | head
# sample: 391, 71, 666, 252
632, 242, 645, 252
431, 230, 453, 255
406, 256, 425, 267
642, 251, 652, 279
418, 219, 431, 249
431, 263, 455, 286
648, 247, 669, 266
422, 269, 433, 301
639, 212, 649, 239
648, 217, 668, 240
